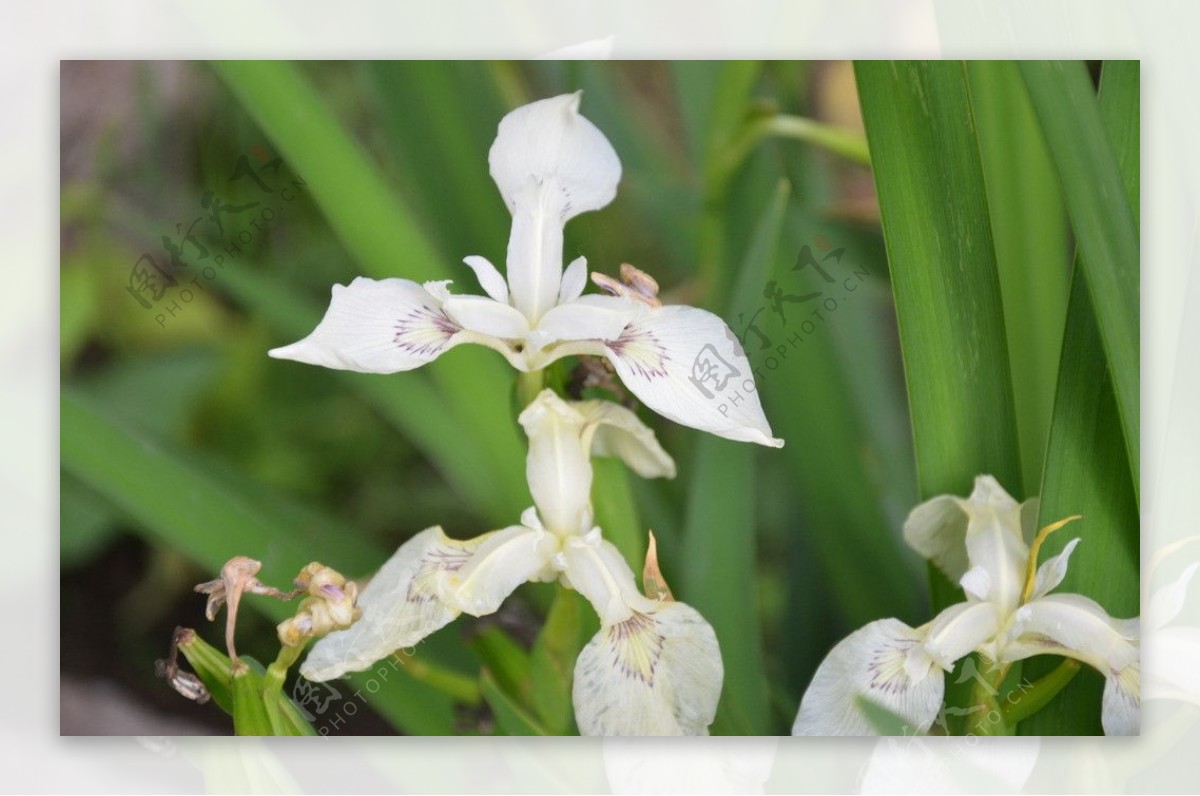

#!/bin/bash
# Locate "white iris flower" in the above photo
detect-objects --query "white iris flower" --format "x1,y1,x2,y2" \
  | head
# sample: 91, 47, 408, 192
792, 475, 1139, 736
301, 390, 722, 736
268, 93, 781, 448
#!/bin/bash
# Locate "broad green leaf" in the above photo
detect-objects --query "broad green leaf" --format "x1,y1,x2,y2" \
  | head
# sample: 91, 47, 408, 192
1017, 60, 1140, 491
855, 60, 1024, 732
1018, 60, 1140, 736
967, 61, 1070, 492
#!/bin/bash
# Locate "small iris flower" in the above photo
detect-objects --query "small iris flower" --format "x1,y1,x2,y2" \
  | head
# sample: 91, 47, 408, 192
792, 475, 1139, 736
301, 389, 723, 736
268, 92, 781, 448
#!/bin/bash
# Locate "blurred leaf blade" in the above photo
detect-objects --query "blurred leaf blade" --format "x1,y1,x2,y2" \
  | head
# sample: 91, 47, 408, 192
1017, 60, 1140, 490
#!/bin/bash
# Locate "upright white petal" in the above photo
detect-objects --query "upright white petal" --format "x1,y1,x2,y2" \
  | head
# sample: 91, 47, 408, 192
595, 304, 784, 447
462, 255, 509, 303
300, 525, 551, 681
558, 256, 589, 304
959, 476, 1029, 613
269, 277, 467, 374
519, 393, 595, 535
1030, 537, 1082, 601
573, 599, 722, 736
792, 619, 942, 736
518, 391, 676, 535
490, 93, 621, 322
301, 527, 481, 680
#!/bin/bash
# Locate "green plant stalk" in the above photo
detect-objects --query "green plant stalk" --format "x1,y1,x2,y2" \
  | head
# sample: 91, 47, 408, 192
402, 655, 483, 707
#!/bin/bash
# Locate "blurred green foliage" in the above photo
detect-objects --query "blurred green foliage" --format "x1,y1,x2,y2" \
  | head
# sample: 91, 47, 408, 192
60, 60, 1137, 736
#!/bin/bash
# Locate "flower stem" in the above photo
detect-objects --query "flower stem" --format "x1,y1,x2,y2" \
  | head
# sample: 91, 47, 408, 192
517, 369, 545, 408
1001, 658, 1082, 726
265, 642, 305, 695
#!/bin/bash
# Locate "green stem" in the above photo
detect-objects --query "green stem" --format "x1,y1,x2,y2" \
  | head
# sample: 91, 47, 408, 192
265, 642, 305, 694
966, 661, 1011, 736
712, 113, 871, 194
1001, 658, 1082, 726
517, 369, 545, 408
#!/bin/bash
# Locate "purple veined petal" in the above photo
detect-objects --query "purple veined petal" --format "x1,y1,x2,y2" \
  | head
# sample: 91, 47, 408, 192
268, 276, 467, 374
792, 618, 943, 736
597, 304, 784, 447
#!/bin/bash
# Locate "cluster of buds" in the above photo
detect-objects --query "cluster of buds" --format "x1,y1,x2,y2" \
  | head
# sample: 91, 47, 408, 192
192, 556, 360, 662
277, 562, 362, 648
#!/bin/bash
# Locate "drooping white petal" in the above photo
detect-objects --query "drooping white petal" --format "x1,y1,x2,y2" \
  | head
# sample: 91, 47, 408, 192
463, 255, 509, 303
1102, 662, 1140, 735
920, 600, 1001, 668
441, 294, 530, 340
573, 399, 676, 479
595, 304, 783, 447
518, 393, 594, 535
300, 527, 483, 680
1001, 593, 1140, 734
1002, 593, 1139, 673
1030, 537, 1082, 601
573, 599, 722, 736
903, 495, 969, 584
490, 93, 621, 322
792, 619, 943, 736
559, 531, 641, 626
268, 277, 465, 374
558, 256, 589, 304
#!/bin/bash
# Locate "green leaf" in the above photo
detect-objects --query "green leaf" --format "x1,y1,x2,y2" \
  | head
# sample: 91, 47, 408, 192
231, 663, 274, 736
591, 457, 645, 573
1017, 61, 1140, 490
468, 626, 530, 707
1017, 60, 1140, 736
855, 61, 1024, 733
480, 669, 549, 736
854, 59, 1023, 548
967, 61, 1070, 492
